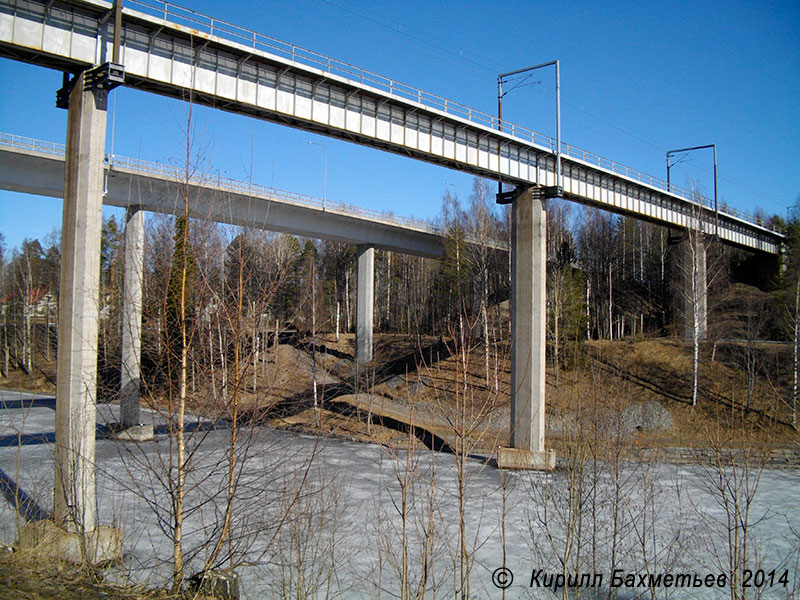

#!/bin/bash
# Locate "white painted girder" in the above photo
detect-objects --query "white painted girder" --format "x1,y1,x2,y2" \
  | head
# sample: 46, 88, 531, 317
0, 0, 783, 254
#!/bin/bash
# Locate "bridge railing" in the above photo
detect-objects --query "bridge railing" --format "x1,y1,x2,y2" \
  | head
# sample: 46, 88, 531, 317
561, 143, 705, 212
126, 0, 551, 143
0, 132, 441, 235
109, 154, 443, 234
123, 0, 782, 235
0, 133, 66, 157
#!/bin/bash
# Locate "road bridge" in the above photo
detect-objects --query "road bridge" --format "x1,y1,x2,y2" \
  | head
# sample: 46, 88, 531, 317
0, 133, 449, 256
0, 0, 788, 551
0, 131, 494, 371
0, 132, 468, 373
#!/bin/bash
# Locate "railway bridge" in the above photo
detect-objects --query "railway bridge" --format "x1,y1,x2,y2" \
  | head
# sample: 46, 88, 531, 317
0, 0, 785, 558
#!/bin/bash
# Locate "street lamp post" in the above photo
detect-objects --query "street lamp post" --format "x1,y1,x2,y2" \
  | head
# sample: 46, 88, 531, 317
666, 144, 718, 234
497, 60, 561, 197
308, 140, 327, 209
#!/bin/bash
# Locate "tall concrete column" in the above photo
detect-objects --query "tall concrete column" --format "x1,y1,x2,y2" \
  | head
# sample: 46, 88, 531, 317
355, 245, 374, 365
498, 187, 554, 470
680, 234, 707, 340
120, 206, 145, 428
54, 72, 107, 533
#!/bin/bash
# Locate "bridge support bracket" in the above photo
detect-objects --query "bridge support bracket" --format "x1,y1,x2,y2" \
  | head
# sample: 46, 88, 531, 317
119, 206, 145, 430
508, 187, 551, 460
540, 185, 563, 199
355, 245, 374, 365
54, 68, 108, 541
496, 185, 563, 205
496, 188, 523, 205
57, 62, 125, 109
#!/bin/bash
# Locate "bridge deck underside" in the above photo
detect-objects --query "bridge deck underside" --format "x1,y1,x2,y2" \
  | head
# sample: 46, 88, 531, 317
0, 0, 782, 254
0, 147, 446, 257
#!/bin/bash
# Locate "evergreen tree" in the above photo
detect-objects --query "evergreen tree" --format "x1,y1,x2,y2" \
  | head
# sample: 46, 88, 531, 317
780, 198, 800, 427
166, 217, 196, 367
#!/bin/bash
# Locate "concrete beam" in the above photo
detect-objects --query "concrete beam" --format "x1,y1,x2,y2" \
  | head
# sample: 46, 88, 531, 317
54, 72, 106, 533
0, 148, 446, 258
680, 234, 707, 340
500, 188, 554, 470
120, 206, 145, 428
355, 245, 374, 365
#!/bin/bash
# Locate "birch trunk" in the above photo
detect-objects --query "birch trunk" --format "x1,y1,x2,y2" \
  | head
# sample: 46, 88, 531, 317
793, 277, 799, 429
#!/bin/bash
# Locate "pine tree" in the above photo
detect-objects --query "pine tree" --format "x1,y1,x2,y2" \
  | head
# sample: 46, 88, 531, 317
165, 216, 196, 375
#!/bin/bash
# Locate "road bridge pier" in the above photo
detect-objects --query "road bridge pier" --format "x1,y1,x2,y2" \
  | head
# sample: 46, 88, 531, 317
356, 245, 375, 365
116, 205, 153, 441
120, 206, 144, 427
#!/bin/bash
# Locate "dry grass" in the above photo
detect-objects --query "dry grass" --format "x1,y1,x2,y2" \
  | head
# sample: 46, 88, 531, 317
3, 332, 798, 455
0, 550, 180, 600
0, 362, 56, 396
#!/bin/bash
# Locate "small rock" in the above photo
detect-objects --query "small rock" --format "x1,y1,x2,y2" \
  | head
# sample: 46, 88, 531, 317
113, 424, 154, 442
384, 375, 406, 390
383, 375, 430, 394
189, 570, 241, 600
620, 400, 672, 434
407, 376, 431, 394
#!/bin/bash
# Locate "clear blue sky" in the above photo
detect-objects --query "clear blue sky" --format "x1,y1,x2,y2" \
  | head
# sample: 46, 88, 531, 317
1, 0, 798, 252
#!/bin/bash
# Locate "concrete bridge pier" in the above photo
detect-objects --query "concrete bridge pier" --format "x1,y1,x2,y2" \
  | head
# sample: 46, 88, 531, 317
355, 244, 374, 365
497, 187, 555, 470
116, 206, 153, 441
40, 69, 121, 562
679, 233, 708, 340
54, 71, 105, 534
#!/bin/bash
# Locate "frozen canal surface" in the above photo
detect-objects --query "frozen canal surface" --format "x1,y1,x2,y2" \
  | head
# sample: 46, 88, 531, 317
1, 389, 798, 599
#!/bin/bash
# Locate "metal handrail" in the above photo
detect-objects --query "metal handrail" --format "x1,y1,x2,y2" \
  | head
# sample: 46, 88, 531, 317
0, 133, 66, 157
109, 154, 442, 233
0, 132, 440, 234
122, 0, 781, 234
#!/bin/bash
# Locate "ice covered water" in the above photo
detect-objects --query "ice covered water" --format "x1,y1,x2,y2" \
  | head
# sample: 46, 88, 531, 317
1, 390, 798, 599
